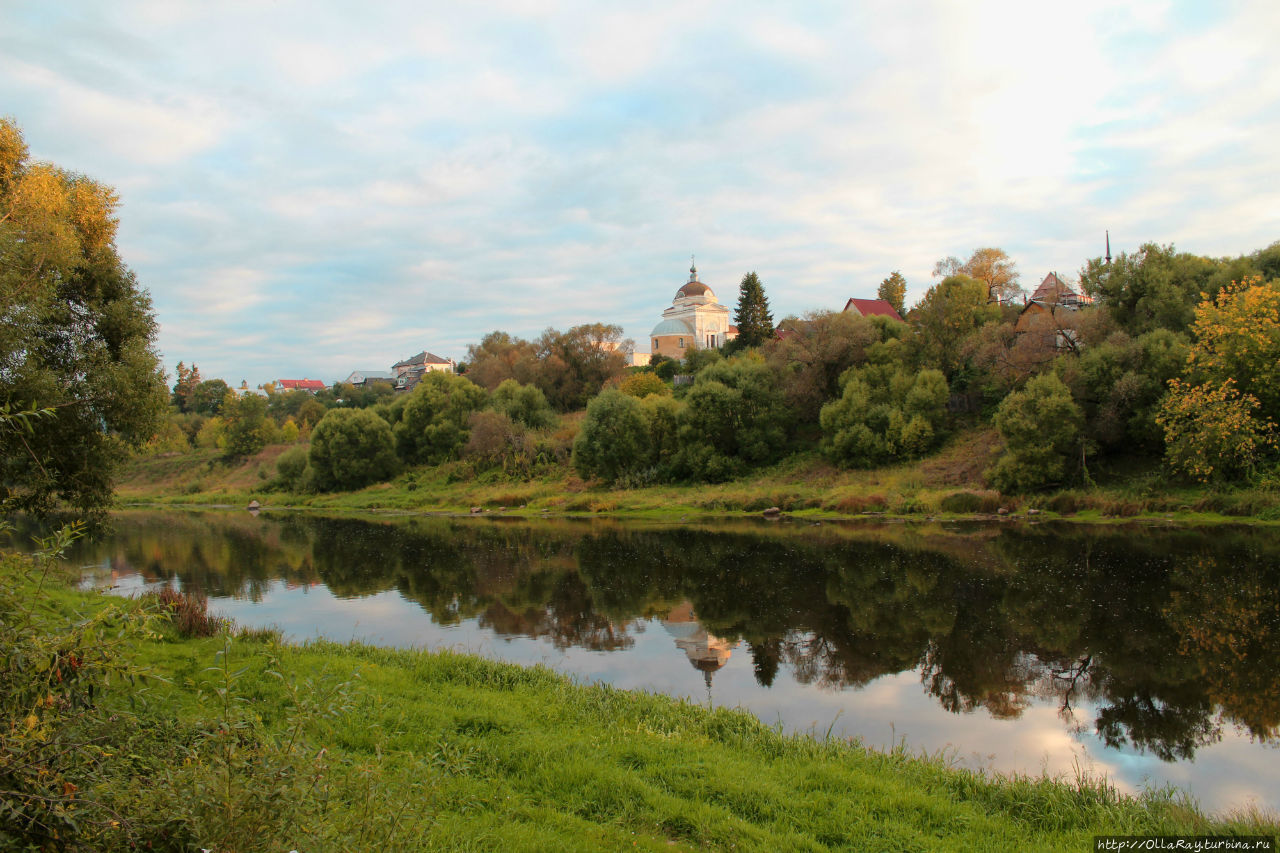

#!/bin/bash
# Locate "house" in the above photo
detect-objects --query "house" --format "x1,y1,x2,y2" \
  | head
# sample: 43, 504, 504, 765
1014, 273, 1094, 348
276, 379, 326, 393
391, 350, 455, 391
342, 370, 396, 387
649, 259, 739, 359
842, 298, 903, 322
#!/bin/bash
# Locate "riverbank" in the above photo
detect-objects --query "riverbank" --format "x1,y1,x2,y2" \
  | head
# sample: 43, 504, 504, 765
8, 569, 1277, 851
119, 436, 1280, 525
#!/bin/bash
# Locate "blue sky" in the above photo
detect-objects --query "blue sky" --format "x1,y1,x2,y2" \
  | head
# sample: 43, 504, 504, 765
3, 0, 1277, 387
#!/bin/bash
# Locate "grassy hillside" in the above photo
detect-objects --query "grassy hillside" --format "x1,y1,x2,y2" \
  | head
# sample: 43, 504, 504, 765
119, 428, 1280, 523
8, 571, 1276, 851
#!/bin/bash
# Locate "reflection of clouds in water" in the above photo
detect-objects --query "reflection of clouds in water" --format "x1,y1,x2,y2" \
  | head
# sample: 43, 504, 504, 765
171, 583, 1280, 814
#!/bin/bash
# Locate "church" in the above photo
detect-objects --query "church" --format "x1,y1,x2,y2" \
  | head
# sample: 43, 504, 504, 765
649, 259, 738, 360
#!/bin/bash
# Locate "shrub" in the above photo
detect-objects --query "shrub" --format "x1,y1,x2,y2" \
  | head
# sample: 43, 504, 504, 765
489, 379, 556, 429
618, 372, 670, 399
987, 373, 1083, 492
146, 585, 227, 637
820, 367, 948, 467
394, 372, 489, 464
572, 390, 652, 484
275, 445, 309, 489
309, 409, 400, 491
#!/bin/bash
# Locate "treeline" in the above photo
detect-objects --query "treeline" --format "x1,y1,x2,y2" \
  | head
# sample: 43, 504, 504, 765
154, 240, 1280, 497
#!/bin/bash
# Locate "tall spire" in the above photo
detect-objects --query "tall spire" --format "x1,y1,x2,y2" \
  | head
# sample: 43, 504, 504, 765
689, 254, 698, 282
1105, 231, 1112, 265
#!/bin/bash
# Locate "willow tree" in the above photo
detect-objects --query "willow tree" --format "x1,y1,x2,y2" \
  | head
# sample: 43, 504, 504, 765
0, 118, 166, 517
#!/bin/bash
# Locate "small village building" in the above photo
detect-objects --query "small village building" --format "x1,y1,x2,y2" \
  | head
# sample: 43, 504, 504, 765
275, 379, 326, 393
391, 350, 455, 391
342, 370, 396, 387
842, 297, 904, 322
1015, 273, 1094, 349
650, 260, 738, 360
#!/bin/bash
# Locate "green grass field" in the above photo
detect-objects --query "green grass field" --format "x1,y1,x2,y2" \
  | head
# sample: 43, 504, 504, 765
6, 569, 1276, 851
119, 429, 1280, 525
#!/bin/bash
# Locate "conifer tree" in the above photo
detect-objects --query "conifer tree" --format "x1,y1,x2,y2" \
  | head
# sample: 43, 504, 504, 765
733, 272, 774, 348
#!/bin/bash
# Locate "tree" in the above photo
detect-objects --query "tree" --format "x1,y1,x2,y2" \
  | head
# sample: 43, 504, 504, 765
820, 366, 949, 467
309, 408, 400, 491
987, 373, 1084, 492
571, 390, 652, 484
533, 323, 631, 411
394, 371, 488, 464
465, 331, 539, 391
618, 372, 669, 399
171, 362, 202, 412
0, 118, 166, 516
220, 392, 272, 458
675, 355, 789, 480
934, 248, 1021, 303
732, 272, 774, 348
489, 379, 556, 429
877, 271, 907, 316
1155, 276, 1280, 481
190, 378, 230, 416
909, 274, 1003, 379
1078, 242, 1241, 336
763, 310, 884, 427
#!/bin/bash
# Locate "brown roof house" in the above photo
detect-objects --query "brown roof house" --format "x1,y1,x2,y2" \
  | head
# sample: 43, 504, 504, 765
391, 350, 455, 391
843, 297, 904, 322
1015, 273, 1094, 350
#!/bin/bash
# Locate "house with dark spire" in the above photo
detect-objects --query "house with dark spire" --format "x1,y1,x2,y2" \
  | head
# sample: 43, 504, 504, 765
649, 258, 738, 359
1014, 272, 1094, 348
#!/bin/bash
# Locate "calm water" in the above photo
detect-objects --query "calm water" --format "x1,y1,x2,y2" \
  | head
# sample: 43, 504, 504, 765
62, 510, 1279, 814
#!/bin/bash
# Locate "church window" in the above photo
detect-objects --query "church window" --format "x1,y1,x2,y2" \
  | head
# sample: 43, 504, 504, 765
678, 337, 684, 348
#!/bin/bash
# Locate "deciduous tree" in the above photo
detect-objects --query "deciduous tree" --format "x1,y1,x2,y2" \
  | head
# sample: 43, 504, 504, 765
0, 118, 166, 516
877, 271, 907, 316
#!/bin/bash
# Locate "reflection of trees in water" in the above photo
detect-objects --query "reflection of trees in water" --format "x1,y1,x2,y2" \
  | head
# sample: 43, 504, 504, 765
86, 512, 1280, 762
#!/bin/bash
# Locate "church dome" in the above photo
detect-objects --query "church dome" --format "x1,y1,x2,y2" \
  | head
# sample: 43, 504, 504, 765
675, 257, 715, 300
651, 318, 692, 337
677, 280, 713, 299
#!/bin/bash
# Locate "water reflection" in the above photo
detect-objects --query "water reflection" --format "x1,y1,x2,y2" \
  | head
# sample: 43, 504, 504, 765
56, 510, 1280, 812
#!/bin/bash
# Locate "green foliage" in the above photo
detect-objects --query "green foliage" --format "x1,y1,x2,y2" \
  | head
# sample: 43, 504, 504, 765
0, 117, 167, 517
617, 372, 669, 399
1154, 277, 1280, 482
731, 271, 775, 348
651, 354, 678, 381
877, 270, 908, 316
1079, 242, 1254, 336
534, 323, 632, 411
489, 378, 556, 429
190, 378, 231, 416
820, 366, 949, 466
0, 522, 149, 848
674, 355, 789, 481
1057, 328, 1189, 452
908, 274, 1003, 379
764, 310, 889, 426
394, 371, 489, 464
275, 445, 309, 489
309, 408, 400, 491
572, 390, 652, 484
220, 392, 272, 458
988, 373, 1084, 492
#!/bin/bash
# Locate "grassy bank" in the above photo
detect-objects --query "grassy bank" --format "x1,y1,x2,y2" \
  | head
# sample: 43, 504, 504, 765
119, 431, 1280, 525
9, 572, 1278, 851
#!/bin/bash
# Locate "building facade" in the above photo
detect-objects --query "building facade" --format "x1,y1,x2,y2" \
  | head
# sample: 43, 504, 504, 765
649, 260, 736, 360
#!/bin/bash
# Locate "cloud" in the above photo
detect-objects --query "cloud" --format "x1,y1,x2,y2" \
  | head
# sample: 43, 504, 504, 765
2, 0, 1276, 382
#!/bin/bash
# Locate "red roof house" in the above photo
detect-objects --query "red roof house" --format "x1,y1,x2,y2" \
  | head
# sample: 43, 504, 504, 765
276, 378, 326, 393
843, 298, 904, 322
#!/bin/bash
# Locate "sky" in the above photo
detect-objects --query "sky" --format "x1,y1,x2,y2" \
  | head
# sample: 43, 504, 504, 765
3, 1, 1278, 387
